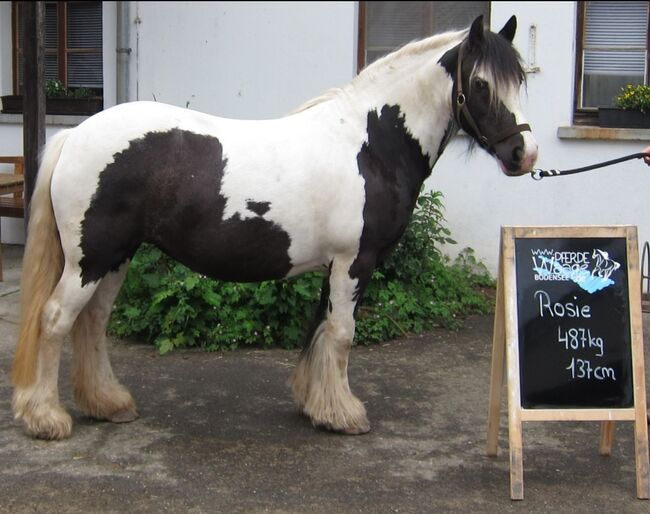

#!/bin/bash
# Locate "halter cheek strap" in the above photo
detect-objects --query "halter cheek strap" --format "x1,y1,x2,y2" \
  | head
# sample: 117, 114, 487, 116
454, 41, 531, 150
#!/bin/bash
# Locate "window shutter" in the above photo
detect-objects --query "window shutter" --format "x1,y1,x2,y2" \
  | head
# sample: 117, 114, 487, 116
66, 2, 103, 88
363, 1, 489, 67
16, 3, 59, 91
67, 2, 103, 48
584, 1, 647, 76
366, 2, 431, 51
44, 3, 58, 50
580, 1, 649, 109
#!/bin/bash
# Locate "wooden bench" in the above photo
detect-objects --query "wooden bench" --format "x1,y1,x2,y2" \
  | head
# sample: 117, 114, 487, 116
0, 156, 25, 281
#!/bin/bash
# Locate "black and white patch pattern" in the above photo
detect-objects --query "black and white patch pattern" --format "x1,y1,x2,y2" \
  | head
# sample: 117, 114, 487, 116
349, 104, 431, 291
79, 129, 292, 286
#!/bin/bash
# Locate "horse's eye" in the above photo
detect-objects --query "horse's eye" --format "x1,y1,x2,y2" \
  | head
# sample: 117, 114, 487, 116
473, 78, 488, 90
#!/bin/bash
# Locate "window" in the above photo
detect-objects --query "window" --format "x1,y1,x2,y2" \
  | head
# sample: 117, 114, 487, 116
358, 1, 490, 71
12, 1, 103, 97
574, 1, 649, 125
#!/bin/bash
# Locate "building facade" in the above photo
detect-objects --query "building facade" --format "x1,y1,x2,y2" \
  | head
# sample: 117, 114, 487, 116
0, 1, 648, 275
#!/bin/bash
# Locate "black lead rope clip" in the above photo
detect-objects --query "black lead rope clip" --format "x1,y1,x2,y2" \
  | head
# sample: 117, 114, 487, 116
531, 152, 650, 181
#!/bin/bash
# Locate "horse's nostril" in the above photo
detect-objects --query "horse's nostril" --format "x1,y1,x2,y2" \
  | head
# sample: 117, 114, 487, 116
513, 146, 524, 163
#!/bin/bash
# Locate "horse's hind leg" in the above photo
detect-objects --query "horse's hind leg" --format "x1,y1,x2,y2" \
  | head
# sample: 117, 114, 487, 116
12, 267, 99, 440
71, 263, 137, 423
290, 255, 371, 434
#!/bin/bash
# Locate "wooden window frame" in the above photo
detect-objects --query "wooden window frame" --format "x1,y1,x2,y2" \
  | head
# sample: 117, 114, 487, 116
573, 1, 650, 126
11, 1, 103, 96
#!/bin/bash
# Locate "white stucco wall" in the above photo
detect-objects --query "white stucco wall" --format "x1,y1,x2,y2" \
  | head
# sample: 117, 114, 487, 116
129, 1, 357, 118
429, 2, 650, 274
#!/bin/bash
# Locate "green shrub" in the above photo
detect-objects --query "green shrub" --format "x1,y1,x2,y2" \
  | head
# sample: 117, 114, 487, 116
45, 79, 68, 98
45, 79, 94, 99
109, 190, 495, 353
614, 84, 650, 113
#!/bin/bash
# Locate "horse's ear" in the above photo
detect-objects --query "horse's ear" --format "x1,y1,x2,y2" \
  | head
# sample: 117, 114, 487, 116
468, 15, 485, 48
498, 15, 517, 43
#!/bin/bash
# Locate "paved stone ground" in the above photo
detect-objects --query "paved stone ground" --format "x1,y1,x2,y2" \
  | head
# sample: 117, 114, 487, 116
0, 244, 648, 513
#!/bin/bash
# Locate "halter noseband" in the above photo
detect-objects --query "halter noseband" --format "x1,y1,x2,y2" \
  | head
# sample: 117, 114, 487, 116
454, 41, 531, 150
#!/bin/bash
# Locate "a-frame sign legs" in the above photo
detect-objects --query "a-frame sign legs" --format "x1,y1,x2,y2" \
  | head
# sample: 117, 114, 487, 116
486, 247, 505, 459
486, 232, 524, 499
598, 421, 615, 455
627, 230, 650, 498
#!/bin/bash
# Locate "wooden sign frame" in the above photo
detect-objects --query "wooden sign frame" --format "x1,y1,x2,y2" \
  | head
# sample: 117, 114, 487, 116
487, 225, 649, 500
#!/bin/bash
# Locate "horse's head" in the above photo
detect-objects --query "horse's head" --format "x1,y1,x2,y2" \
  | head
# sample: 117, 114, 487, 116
442, 16, 538, 176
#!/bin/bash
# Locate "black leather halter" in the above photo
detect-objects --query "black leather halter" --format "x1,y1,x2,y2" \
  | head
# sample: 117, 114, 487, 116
454, 41, 531, 150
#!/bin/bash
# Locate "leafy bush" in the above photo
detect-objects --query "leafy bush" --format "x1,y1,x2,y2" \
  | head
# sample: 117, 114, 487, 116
355, 192, 494, 342
614, 84, 650, 113
109, 190, 495, 353
45, 79, 94, 99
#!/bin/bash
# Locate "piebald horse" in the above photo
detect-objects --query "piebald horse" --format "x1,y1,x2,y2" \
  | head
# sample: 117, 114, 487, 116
12, 15, 537, 439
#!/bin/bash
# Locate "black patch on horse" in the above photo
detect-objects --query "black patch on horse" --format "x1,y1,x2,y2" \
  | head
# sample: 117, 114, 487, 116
246, 200, 271, 216
349, 104, 431, 289
78, 129, 292, 285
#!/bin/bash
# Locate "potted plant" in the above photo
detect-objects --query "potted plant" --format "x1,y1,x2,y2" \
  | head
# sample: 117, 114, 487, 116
1, 79, 103, 116
599, 83, 650, 129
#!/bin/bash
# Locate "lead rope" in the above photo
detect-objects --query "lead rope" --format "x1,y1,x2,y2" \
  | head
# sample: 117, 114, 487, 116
531, 152, 650, 180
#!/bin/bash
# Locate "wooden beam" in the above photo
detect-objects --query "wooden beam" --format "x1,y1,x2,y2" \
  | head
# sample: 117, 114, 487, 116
21, 1, 46, 225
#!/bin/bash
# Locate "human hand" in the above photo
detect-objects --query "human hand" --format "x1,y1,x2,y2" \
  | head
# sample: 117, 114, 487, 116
644, 146, 650, 165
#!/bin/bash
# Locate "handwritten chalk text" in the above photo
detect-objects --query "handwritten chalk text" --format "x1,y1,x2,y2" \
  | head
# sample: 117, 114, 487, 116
534, 290, 592, 318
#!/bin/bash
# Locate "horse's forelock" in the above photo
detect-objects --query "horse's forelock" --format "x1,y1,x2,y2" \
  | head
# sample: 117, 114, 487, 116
469, 30, 526, 109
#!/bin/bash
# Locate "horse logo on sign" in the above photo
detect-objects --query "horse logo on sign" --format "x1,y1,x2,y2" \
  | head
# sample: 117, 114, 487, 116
531, 248, 620, 294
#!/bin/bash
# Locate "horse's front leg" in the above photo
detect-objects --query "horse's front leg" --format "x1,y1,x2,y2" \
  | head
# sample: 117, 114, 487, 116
290, 254, 372, 435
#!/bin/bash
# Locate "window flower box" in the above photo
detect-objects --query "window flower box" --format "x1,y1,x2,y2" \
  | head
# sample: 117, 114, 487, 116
1, 94, 103, 116
600, 84, 650, 129
598, 108, 650, 129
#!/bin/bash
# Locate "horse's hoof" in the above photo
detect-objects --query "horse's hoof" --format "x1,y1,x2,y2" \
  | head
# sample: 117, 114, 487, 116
22, 408, 73, 440
106, 407, 139, 424
315, 417, 371, 435
333, 424, 371, 436
74, 385, 138, 424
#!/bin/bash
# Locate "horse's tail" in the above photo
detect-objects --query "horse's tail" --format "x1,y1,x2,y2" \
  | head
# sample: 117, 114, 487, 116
12, 129, 71, 388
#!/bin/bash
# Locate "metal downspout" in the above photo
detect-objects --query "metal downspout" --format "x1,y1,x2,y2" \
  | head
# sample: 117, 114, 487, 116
116, 1, 131, 104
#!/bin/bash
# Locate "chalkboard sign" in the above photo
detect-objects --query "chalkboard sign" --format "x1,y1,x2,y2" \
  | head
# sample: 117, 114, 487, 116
515, 236, 633, 408
486, 226, 649, 500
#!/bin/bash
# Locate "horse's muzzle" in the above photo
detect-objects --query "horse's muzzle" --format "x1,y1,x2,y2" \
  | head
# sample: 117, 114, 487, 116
496, 136, 538, 177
